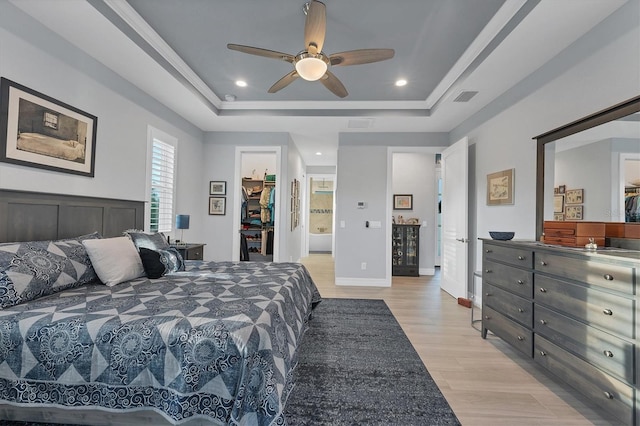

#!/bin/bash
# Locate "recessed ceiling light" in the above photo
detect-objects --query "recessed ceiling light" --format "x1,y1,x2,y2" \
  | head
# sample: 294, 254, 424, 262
315, 152, 322, 156
395, 79, 407, 87
224, 94, 237, 102
235, 80, 247, 87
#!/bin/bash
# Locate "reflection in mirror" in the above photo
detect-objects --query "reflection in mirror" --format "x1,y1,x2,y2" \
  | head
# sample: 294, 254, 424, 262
535, 96, 640, 239
543, 116, 640, 223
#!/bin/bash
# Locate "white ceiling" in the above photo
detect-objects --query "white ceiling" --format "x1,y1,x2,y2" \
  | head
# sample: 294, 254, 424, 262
10, 0, 628, 166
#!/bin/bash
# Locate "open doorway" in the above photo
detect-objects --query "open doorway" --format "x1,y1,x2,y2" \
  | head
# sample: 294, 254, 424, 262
307, 175, 335, 254
232, 147, 281, 262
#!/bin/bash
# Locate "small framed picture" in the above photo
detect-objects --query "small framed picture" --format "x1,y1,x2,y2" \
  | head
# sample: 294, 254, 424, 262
393, 194, 413, 210
486, 168, 514, 206
553, 213, 564, 221
209, 181, 226, 195
565, 189, 583, 204
553, 194, 564, 213
558, 185, 566, 194
209, 197, 226, 215
565, 205, 583, 220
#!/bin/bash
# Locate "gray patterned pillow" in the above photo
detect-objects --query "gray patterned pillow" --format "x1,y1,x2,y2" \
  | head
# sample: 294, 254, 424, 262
0, 232, 101, 308
124, 231, 169, 251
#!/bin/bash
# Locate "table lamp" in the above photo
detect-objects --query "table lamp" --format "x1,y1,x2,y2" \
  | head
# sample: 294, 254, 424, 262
175, 214, 190, 246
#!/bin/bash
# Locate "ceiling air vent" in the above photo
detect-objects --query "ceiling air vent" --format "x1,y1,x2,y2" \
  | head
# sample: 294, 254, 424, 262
453, 91, 478, 103
348, 118, 374, 129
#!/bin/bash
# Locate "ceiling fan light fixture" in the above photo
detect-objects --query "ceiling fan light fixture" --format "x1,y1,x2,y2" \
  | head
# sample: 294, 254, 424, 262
295, 54, 328, 81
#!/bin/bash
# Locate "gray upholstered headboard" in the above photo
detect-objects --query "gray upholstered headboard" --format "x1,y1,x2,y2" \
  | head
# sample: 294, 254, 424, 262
0, 189, 145, 243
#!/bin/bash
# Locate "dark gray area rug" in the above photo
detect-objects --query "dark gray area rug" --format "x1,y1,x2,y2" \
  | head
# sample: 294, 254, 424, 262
284, 298, 461, 425
2, 298, 460, 426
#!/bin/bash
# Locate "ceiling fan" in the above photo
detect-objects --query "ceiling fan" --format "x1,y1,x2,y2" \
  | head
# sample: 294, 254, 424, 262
227, 0, 395, 98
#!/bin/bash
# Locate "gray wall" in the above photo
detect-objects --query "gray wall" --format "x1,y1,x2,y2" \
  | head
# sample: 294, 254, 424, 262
0, 1, 205, 245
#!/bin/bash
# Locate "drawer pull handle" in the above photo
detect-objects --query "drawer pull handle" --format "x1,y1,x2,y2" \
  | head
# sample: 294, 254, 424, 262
540, 261, 547, 266
485, 292, 491, 297
603, 274, 614, 281
603, 391, 614, 400
517, 255, 525, 260
485, 269, 492, 273
484, 315, 491, 320
517, 336, 524, 341
517, 279, 524, 285
539, 319, 547, 325
518, 308, 524, 313
604, 350, 614, 358
603, 309, 613, 316
539, 288, 547, 293
539, 351, 546, 356
485, 249, 492, 253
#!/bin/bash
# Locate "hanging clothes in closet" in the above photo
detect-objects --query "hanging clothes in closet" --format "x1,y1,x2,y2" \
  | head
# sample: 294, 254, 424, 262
626, 191, 640, 222
260, 185, 272, 224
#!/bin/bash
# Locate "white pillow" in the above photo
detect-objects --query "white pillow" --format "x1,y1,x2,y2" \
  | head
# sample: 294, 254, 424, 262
82, 237, 145, 287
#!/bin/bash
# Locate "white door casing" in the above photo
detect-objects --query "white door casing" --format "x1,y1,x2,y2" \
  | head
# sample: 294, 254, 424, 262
441, 137, 469, 300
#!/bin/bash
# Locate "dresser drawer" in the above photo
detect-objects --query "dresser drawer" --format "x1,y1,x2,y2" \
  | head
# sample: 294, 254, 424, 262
535, 275, 634, 339
483, 260, 532, 298
535, 252, 634, 294
483, 306, 532, 357
484, 284, 532, 328
535, 305, 634, 382
534, 335, 633, 425
483, 243, 533, 268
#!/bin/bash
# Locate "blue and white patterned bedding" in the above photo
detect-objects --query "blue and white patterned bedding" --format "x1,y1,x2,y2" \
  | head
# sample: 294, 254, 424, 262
0, 260, 321, 425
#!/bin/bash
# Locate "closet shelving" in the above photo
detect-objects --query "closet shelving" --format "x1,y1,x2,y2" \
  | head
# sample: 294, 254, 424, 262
240, 177, 275, 260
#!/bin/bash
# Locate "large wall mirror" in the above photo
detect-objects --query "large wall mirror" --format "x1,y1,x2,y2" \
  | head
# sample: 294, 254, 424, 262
534, 95, 640, 239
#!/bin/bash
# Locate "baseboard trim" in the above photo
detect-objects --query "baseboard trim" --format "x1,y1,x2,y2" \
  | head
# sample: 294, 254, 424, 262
419, 268, 435, 276
335, 277, 391, 287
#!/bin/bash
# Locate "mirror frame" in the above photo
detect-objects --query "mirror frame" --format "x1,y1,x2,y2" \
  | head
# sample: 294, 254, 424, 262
533, 95, 640, 239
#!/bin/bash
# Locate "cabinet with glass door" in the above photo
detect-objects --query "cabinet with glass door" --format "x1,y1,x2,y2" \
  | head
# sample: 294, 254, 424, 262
392, 224, 420, 276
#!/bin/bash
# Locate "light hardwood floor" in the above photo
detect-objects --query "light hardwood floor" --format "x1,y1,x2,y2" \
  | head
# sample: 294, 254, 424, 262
301, 254, 618, 426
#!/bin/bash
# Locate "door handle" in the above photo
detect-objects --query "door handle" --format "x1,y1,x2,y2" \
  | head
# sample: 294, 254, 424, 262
456, 238, 469, 243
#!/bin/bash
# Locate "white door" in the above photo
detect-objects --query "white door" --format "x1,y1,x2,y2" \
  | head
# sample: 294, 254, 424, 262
441, 137, 468, 299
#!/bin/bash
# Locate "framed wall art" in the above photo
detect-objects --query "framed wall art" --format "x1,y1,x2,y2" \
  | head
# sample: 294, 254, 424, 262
565, 204, 583, 220
565, 188, 583, 204
487, 168, 514, 205
553, 213, 565, 221
553, 194, 564, 213
208, 197, 226, 215
393, 194, 413, 210
209, 181, 226, 195
0, 78, 97, 177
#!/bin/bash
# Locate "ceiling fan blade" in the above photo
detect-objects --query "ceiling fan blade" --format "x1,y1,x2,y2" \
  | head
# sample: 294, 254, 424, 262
227, 44, 295, 63
330, 49, 395, 66
320, 71, 348, 98
268, 70, 299, 93
304, 1, 326, 54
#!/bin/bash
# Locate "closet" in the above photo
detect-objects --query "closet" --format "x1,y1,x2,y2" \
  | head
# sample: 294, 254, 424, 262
240, 171, 275, 261
625, 186, 640, 222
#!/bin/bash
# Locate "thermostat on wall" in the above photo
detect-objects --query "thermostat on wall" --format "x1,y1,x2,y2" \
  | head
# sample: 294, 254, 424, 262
357, 201, 367, 209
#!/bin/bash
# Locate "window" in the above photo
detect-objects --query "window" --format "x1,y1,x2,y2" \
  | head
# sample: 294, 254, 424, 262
149, 136, 176, 233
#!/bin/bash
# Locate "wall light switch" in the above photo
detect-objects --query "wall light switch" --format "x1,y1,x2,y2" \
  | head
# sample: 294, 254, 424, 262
369, 221, 382, 228
340, 220, 346, 228
357, 201, 367, 209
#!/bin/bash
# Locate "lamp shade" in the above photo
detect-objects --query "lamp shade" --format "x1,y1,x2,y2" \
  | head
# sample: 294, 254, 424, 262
175, 214, 190, 230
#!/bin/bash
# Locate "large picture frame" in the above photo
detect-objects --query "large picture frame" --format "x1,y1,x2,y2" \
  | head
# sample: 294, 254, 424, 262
393, 194, 413, 210
208, 197, 226, 215
487, 168, 515, 206
0, 78, 97, 177
209, 181, 226, 195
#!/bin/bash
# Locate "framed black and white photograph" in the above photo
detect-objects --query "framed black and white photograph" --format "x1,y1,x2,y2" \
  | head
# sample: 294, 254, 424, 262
209, 197, 226, 215
209, 180, 226, 195
0, 78, 97, 177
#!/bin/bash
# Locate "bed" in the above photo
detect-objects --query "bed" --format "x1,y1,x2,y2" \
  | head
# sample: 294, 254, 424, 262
0, 190, 321, 425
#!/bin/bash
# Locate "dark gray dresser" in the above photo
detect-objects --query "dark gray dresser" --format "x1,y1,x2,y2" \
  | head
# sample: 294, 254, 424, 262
481, 239, 639, 425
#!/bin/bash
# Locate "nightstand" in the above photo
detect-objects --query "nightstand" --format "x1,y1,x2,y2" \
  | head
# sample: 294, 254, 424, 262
172, 243, 205, 260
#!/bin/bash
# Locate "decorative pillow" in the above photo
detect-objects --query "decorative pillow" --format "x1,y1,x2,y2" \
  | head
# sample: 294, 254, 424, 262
124, 230, 170, 252
0, 232, 101, 309
82, 237, 145, 287
139, 247, 185, 279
